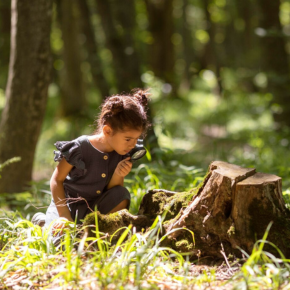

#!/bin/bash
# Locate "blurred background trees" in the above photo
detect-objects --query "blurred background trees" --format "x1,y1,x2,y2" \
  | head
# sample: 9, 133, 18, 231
1, 0, 290, 193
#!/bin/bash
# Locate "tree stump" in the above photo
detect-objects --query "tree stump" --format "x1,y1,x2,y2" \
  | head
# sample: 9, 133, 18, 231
164, 161, 290, 260
83, 161, 290, 260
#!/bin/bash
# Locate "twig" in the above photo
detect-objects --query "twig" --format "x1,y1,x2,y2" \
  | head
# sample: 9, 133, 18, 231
220, 242, 234, 276
54, 196, 94, 213
27, 195, 94, 213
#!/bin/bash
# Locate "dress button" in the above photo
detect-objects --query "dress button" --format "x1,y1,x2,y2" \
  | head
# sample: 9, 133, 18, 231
103, 155, 108, 160
96, 190, 101, 194
101, 173, 106, 178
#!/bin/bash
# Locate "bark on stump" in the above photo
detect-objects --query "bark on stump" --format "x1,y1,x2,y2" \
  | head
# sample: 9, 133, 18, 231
83, 161, 290, 260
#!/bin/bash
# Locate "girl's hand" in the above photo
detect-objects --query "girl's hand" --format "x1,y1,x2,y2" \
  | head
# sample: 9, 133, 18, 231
115, 157, 132, 177
52, 217, 69, 235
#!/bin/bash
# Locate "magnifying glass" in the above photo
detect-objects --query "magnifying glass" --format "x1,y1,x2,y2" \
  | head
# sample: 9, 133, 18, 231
129, 139, 147, 162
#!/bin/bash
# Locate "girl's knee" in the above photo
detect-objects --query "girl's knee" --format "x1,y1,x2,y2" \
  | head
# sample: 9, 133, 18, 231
120, 199, 129, 208
109, 198, 130, 213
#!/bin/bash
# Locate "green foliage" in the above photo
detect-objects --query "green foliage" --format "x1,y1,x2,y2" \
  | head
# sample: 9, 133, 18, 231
0, 179, 51, 220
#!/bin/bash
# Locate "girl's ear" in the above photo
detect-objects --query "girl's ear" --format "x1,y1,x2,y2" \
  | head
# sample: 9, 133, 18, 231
103, 125, 113, 136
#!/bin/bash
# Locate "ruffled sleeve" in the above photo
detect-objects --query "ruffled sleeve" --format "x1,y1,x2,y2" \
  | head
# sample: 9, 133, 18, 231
54, 140, 87, 177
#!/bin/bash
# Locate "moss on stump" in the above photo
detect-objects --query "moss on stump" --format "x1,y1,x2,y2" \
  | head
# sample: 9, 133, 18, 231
83, 209, 150, 242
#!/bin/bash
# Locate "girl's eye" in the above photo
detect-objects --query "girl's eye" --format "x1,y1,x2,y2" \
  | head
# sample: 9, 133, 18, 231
125, 139, 130, 142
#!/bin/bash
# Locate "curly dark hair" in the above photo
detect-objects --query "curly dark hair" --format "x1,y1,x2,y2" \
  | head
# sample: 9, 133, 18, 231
95, 89, 151, 135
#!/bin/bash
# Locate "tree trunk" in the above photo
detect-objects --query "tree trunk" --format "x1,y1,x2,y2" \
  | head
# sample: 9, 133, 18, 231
77, 0, 110, 99
180, 0, 194, 91
95, 0, 142, 92
200, 0, 223, 95
0, 0, 52, 193
234, 0, 255, 64
232, 0, 259, 92
113, 0, 142, 89
144, 0, 175, 87
57, 0, 85, 117
257, 0, 290, 128
0, 0, 11, 87
84, 161, 290, 261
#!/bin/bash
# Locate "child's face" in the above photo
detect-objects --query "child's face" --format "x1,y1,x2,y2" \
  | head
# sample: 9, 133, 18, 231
105, 127, 143, 155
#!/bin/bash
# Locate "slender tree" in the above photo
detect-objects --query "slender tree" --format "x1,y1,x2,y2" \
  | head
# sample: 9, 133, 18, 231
234, 0, 255, 64
200, 0, 223, 94
0, 1, 11, 88
77, 0, 110, 98
95, 0, 142, 92
257, 0, 290, 127
113, 0, 142, 88
144, 0, 175, 86
0, 0, 52, 193
56, 0, 85, 116
181, 0, 194, 90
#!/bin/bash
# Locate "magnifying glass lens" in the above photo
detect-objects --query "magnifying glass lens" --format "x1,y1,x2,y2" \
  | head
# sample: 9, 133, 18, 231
131, 149, 146, 160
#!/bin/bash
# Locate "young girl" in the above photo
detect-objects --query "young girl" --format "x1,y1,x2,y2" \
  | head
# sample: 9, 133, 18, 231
42, 89, 150, 230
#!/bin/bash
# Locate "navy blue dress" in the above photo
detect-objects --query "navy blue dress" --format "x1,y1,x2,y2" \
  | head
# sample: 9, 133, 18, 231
45, 135, 131, 225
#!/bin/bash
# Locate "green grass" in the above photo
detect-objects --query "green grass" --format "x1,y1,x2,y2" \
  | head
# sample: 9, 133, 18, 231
1, 210, 290, 288
0, 211, 197, 289
1, 160, 290, 289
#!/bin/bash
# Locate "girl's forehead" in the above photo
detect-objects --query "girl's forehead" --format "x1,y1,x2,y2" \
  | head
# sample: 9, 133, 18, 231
119, 128, 142, 138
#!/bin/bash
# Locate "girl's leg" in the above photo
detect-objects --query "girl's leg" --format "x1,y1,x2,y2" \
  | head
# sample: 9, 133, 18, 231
92, 186, 131, 214
108, 199, 129, 213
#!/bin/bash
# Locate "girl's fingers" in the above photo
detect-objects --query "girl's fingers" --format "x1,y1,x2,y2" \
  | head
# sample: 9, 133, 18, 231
122, 162, 131, 169
119, 160, 131, 170
52, 218, 68, 233
116, 158, 132, 176
52, 221, 67, 235
121, 163, 132, 173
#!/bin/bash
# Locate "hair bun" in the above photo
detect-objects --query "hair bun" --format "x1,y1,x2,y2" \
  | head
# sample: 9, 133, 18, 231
106, 97, 124, 114
133, 89, 150, 108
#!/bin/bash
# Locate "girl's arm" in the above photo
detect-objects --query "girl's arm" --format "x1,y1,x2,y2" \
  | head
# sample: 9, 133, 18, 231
107, 157, 132, 189
50, 158, 74, 222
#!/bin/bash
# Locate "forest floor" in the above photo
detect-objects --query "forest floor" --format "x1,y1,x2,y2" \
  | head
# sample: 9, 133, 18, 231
1, 264, 238, 289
